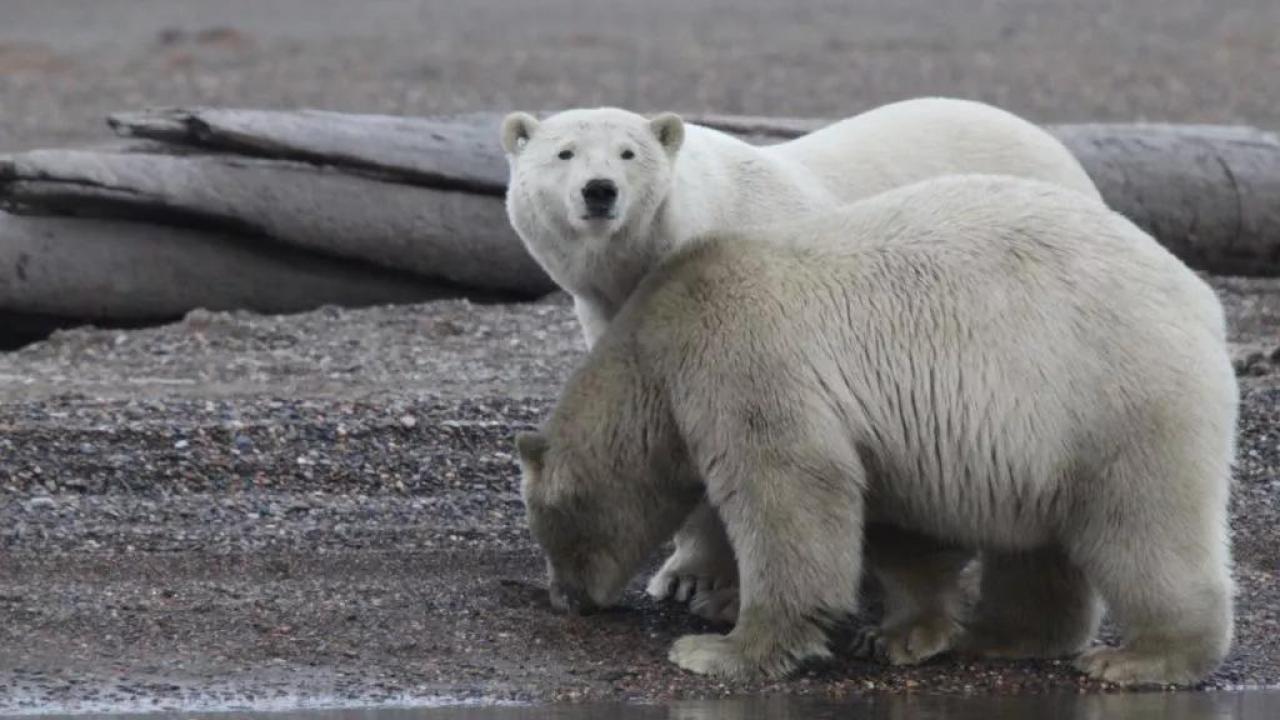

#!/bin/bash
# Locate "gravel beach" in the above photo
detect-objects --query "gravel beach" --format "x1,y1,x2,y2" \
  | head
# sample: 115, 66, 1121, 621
2, 0, 1280, 153
1, 0, 1279, 713
0, 277, 1277, 712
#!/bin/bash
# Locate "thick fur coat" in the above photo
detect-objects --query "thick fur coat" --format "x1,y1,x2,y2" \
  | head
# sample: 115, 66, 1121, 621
517, 175, 1237, 686
502, 98, 1104, 610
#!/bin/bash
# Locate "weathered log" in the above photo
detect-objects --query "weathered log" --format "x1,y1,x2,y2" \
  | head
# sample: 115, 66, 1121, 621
0, 210, 457, 321
1054, 124, 1280, 277
104, 107, 1280, 277
0, 149, 553, 297
693, 115, 1280, 278
108, 107, 511, 193
2, 109, 1278, 339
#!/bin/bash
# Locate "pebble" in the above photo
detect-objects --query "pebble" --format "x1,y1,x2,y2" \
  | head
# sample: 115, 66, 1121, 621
23, 496, 55, 511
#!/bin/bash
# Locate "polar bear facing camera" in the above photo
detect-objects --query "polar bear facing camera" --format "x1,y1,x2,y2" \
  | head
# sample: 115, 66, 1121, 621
501, 97, 1100, 347
516, 175, 1237, 686
502, 98, 1103, 617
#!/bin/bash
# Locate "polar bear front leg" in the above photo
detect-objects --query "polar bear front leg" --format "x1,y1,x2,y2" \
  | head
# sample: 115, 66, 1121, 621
645, 501, 739, 624
572, 294, 613, 349
668, 446, 866, 680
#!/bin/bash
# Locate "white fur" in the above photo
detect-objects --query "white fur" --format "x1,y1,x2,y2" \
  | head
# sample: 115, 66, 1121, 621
518, 175, 1237, 686
502, 98, 1100, 348
503, 99, 1104, 614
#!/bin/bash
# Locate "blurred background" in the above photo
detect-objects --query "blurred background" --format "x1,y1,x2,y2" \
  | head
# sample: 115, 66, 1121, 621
3, 0, 1279, 153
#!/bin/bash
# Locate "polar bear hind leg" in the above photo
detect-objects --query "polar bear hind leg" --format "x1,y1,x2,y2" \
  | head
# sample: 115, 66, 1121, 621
959, 546, 1102, 660
1067, 450, 1233, 686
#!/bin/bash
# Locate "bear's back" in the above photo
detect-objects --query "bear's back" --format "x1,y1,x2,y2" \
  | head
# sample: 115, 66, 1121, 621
627, 173, 1229, 457
621, 174, 1233, 544
670, 123, 839, 241
667, 174, 1215, 341
768, 98, 1102, 204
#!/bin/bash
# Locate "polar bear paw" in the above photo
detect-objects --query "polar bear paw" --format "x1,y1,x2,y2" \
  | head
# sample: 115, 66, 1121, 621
646, 546, 739, 625
669, 634, 749, 679
1074, 645, 1205, 686
850, 614, 960, 666
670, 628, 830, 680
689, 587, 740, 626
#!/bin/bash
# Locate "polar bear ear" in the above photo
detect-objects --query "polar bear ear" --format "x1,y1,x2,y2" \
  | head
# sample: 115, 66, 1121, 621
649, 113, 685, 156
501, 112, 540, 155
515, 431, 550, 475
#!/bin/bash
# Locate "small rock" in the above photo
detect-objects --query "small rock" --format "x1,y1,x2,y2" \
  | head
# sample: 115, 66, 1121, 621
156, 27, 187, 46
24, 497, 55, 511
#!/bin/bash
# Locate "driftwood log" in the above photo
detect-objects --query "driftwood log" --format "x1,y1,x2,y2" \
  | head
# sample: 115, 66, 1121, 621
695, 114, 1280, 278
0, 149, 541, 294
2, 107, 1279, 342
0, 210, 458, 349
0, 209, 454, 317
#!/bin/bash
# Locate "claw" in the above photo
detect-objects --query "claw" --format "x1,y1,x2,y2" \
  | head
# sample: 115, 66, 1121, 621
674, 576, 697, 603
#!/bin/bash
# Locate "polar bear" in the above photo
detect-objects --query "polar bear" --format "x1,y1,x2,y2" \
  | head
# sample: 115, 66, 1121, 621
501, 97, 1103, 619
501, 97, 1100, 347
515, 175, 1237, 685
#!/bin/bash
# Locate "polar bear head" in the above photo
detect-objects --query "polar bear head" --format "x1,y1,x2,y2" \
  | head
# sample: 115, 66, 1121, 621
501, 108, 685, 242
515, 429, 699, 615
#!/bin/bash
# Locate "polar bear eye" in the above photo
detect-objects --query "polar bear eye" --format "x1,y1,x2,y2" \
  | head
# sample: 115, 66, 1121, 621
558, 150, 574, 160
620, 149, 635, 160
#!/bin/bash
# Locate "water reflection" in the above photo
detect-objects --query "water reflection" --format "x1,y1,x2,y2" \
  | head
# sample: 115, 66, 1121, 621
666, 691, 1271, 720
37, 690, 1279, 720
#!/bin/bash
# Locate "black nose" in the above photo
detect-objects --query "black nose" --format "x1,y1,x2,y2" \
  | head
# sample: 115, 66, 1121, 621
582, 178, 618, 212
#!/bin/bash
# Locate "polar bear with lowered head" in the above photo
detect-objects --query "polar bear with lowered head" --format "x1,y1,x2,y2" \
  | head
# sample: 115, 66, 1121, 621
516, 175, 1237, 686
501, 98, 1103, 617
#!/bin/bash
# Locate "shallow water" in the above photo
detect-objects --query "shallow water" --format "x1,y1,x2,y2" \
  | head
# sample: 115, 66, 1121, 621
19, 690, 1280, 720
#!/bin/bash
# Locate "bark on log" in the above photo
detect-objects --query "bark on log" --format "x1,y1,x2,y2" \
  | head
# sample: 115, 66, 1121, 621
0, 210, 455, 321
692, 115, 1280, 277
1054, 124, 1280, 277
108, 108, 511, 192
2, 107, 1279, 340
0, 149, 553, 296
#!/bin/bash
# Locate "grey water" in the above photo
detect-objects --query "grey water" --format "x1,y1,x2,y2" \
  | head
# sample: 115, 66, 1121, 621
21, 690, 1280, 720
